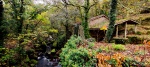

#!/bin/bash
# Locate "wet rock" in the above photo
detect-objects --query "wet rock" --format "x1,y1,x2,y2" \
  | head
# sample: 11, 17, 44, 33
36, 56, 52, 67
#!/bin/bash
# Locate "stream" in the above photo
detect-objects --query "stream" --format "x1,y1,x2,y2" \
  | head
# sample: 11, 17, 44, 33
36, 53, 61, 67
36, 35, 62, 67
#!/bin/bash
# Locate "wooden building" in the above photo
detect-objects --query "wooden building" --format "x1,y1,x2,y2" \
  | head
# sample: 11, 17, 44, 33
89, 15, 139, 42
115, 20, 138, 39
89, 15, 109, 41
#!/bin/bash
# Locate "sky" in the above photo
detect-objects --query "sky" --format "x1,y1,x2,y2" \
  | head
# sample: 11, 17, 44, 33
34, 0, 45, 4
34, 0, 104, 5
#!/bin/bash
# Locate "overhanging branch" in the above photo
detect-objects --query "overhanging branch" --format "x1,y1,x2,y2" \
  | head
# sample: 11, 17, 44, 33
62, 0, 85, 8
88, 0, 98, 10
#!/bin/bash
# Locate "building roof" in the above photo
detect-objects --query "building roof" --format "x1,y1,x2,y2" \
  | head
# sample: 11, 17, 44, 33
115, 19, 138, 26
89, 15, 139, 30
89, 15, 109, 29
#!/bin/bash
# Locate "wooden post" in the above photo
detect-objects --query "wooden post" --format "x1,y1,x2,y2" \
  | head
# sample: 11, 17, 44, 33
134, 24, 137, 33
125, 22, 127, 38
116, 25, 118, 37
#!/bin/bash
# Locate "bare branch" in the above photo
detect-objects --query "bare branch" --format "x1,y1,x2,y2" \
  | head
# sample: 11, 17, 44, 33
88, 0, 98, 10
62, 0, 85, 8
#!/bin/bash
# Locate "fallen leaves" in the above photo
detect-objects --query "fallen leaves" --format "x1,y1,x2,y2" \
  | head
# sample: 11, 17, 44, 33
96, 52, 125, 67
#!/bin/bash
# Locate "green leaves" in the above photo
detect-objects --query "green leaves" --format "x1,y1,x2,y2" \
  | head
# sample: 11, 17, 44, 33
112, 44, 126, 51
60, 36, 96, 67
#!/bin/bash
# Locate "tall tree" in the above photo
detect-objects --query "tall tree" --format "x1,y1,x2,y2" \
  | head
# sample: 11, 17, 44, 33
63, 0, 70, 41
105, 0, 118, 42
4, 0, 48, 34
8, 0, 25, 33
18, 0, 24, 33
0, 0, 5, 45
63, 0, 98, 38
83, 0, 91, 38
50, 0, 80, 39
117, 0, 147, 19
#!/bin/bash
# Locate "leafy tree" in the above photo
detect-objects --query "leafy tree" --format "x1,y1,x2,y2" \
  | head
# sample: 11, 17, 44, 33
3, 0, 50, 34
117, 0, 148, 19
62, 0, 98, 38
89, 0, 110, 17
7, 0, 25, 33
0, 0, 52, 66
0, 0, 6, 46
50, 1, 80, 35
105, 0, 118, 42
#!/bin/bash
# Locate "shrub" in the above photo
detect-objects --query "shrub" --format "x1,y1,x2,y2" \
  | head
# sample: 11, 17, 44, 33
122, 57, 146, 67
112, 44, 126, 51
99, 46, 110, 53
60, 36, 96, 67
136, 31, 142, 35
96, 48, 102, 53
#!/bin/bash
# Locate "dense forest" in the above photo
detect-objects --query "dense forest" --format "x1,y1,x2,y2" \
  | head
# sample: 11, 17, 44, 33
0, 0, 150, 67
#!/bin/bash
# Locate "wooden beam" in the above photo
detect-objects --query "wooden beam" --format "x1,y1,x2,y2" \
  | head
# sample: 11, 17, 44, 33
116, 25, 118, 37
125, 22, 127, 38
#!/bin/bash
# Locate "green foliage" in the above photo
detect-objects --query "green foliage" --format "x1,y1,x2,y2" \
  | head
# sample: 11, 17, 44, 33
96, 48, 102, 53
54, 33, 66, 49
136, 31, 142, 35
100, 46, 110, 52
122, 57, 146, 67
106, 59, 117, 66
88, 42, 95, 49
60, 36, 96, 67
112, 44, 126, 51
49, 29, 58, 33
105, 0, 118, 42
0, 30, 54, 66
0, 48, 16, 66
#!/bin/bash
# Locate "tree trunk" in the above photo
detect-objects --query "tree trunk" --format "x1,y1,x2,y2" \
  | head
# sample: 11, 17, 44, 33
105, 0, 118, 42
65, 4, 70, 41
0, 0, 4, 46
18, 0, 24, 33
82, 0, 90, 39
74, 24, 79, 36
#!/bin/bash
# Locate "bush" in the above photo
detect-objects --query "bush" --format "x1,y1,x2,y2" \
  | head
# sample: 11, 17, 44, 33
112, 44, 126, 51
136, 31, 142, 35
122, 57, 146, 67
60, 36, 96, 67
